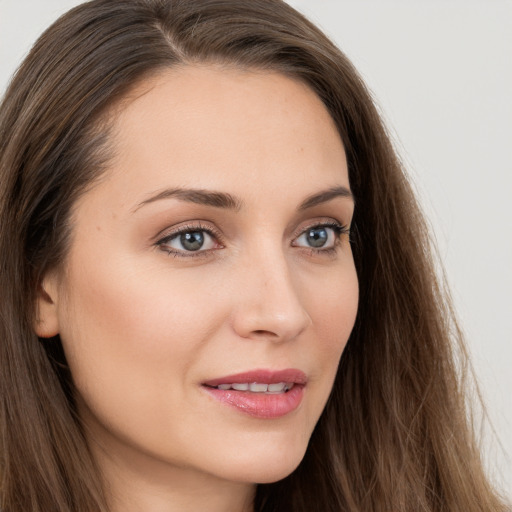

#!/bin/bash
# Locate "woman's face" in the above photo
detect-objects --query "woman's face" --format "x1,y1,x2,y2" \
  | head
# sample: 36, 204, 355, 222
39, 66, 358, 487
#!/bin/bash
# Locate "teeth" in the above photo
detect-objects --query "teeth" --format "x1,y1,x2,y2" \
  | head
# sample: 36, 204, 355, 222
231, 383, 249, 391
215, 382, 293, 394
249, 382, 268, 392
268, 382, 286, 393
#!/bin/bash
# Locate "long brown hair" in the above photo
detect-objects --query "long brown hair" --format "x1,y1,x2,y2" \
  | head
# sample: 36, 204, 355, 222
0, 1, 507, 511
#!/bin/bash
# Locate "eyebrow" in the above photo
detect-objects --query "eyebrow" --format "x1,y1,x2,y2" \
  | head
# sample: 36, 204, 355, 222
298, 186, 354, 210
133, 185, 353, 213
133, 188, 243, 212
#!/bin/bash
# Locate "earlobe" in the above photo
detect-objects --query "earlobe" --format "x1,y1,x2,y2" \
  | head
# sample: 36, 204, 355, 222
34, 276, 60, 338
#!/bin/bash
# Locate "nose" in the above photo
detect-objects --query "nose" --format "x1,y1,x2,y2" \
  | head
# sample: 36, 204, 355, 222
230, 247, 312, 343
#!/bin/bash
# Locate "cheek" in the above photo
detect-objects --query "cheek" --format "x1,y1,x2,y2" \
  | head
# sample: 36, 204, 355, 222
304, 259, 359, 351
297, 258, 359, 410
56, 251, 237, 468
56, 250, 224, 413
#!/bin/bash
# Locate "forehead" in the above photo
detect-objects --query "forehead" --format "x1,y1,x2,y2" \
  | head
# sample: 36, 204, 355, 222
77, 65, 348, 216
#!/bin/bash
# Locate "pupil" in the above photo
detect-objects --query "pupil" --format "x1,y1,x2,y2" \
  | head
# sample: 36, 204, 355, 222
180, 232, 204, 251
307, 227, 328, 248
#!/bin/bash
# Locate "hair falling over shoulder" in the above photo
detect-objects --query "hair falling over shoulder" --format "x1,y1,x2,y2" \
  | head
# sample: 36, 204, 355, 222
0, 0, 508, 511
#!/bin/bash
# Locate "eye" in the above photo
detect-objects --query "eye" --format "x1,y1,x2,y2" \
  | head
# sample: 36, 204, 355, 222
173, 230, 214, 251
157, 225, 221, 257
293, 223, 348, 251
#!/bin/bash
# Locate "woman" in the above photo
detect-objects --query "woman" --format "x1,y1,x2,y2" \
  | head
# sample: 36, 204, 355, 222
0, 0, 507, 511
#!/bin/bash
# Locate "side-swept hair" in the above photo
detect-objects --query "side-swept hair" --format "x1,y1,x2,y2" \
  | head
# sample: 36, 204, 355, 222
0, 1, 506, 510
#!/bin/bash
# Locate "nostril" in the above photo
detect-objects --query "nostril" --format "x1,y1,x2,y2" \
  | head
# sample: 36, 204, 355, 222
252, 329, 278, 337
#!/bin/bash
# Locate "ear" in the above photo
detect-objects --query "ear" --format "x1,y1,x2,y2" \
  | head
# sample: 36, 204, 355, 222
34, 273, 60, 338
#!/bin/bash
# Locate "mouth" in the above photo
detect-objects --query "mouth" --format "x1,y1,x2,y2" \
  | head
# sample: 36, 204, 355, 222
201, 369, 307, 419
205, 381, 295, 393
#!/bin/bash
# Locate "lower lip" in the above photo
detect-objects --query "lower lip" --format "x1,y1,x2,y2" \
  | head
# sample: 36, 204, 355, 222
203, 385, 304, 419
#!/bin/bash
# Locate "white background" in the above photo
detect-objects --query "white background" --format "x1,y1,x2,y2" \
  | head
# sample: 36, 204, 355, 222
1, 0, 510, 499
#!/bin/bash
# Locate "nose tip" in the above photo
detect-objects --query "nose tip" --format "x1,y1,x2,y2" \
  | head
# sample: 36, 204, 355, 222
231, 266, 312, 343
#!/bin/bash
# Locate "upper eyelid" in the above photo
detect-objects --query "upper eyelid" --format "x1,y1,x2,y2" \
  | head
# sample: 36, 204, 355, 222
155, 223, 222, 258
290, 218, 349, 239
156, 218, 348, 241
155, 221, 222, 244
159, 216, 348, 238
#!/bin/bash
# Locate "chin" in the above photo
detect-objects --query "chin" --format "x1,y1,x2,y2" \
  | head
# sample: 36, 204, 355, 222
210, 438, 309, 485
253, 461, 303, 484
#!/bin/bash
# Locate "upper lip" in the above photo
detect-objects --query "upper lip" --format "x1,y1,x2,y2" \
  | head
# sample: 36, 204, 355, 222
202, 368, 307, 387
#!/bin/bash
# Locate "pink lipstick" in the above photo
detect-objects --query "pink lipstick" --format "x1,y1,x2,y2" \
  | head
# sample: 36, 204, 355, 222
202, 369, 306, 419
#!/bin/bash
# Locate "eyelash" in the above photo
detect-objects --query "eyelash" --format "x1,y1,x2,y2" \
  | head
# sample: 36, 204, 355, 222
155, 220, 350, 259
294, 221, 350, 257
156, 222, 223, 259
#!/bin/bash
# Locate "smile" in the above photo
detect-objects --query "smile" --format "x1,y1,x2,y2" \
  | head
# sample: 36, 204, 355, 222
202, 369, 306, 418
207, 382, 294, 393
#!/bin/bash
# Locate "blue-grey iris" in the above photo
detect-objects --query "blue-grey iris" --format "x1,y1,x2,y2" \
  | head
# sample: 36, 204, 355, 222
307, 227, 328, 247
180, 232, 204, 251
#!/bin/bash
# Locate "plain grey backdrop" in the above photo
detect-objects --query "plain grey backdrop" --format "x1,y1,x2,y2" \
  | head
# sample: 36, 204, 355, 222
1, 0, 510, 498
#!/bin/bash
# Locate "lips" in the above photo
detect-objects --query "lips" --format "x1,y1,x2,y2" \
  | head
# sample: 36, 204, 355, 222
202, 369, 307, 419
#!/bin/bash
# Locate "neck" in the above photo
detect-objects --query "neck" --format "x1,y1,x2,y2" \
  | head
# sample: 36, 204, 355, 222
107, 467, 255, 512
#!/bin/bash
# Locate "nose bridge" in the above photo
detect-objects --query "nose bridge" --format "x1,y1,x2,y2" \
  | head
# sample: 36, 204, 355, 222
231, 239, 311, 342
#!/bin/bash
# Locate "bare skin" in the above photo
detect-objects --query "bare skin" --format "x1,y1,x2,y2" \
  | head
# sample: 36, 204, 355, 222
36, 65, 358, 512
